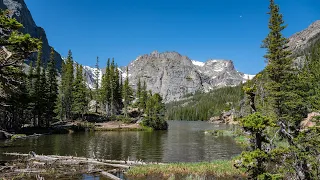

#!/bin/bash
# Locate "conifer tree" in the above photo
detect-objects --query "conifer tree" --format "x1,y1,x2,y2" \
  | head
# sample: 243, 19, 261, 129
100, 58, 111, 116
110, 59, 116, 115
46, 48, 58, 126
114, 65, 123, 111
64, 50, 74, 119
26, 61, 35, 118
72, 64, 87, 118
139, 81, 148, 111
34, 45, 43, 126
123, 67, 133, 117
136, 78, 142, 108
55, 60, 66, 120
143, 92, 168, 130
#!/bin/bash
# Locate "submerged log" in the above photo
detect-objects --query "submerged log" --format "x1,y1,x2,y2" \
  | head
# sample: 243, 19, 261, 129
100, 171, 121, 180
3, 152, 164, 166
4, 153, 130, 169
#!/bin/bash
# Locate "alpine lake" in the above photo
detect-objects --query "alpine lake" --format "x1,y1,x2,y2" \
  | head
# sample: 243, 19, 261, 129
0, 121, 242, 179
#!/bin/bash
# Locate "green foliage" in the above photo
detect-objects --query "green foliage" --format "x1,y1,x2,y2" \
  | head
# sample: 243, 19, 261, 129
122, 67, 133, 117
166, 85, 244, 121
45, 48, 58, 126
100, 58, 123, 116
143, 93, 168, 130
72, 64, 88, 118
240, 112, 275, 132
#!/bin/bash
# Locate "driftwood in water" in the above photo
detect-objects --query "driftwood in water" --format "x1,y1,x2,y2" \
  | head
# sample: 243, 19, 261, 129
4, 152, 131, 169
100, 171, 121, 180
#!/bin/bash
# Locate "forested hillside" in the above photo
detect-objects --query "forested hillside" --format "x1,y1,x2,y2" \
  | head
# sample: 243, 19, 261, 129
165, 85, 244, 121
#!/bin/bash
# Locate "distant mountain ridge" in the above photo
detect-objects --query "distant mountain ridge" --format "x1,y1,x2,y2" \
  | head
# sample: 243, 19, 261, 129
83, 51, 254, 102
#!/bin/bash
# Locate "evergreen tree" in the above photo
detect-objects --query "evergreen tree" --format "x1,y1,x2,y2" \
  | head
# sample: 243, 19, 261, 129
123, 67, 133, 117
100, 58, 111, 116
0, 10, 40, 130
55, 60, 66, 120
139, 81, 148, 111
114, 65, 123, 111
135, 78, 142, 108
143, 92, 168, 130
64, 50, 74, 119
46, 48, 58, 126
110, 59, 116, 115
34, 45, 43, 127
72, 64, 87, 118
39, 67, 48, 127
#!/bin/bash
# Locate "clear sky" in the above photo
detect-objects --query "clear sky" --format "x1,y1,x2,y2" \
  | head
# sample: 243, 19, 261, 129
25, 0, 319, 74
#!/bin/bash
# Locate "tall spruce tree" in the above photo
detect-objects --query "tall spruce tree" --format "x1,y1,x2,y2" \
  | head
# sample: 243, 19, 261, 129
245, 0, 311, 178
72, 64, 87, 118
34, 45, 43, 127
55, 60, 66, 120
114, 65, 122, 111
46, 48, 58, 126
0, 10, 40, 130
64, 50, 74, 119
139, 81, 148, 111
100, 58, 111, 116
123, 67, 133, 117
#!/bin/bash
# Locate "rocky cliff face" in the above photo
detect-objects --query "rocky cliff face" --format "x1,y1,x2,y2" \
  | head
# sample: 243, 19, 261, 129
0, 0, 63, 68
125, 51, 253, 102
287, 20, 320, 67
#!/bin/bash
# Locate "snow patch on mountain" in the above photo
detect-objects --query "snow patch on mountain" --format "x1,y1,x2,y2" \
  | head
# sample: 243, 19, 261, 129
191, 60, 205, 67
242, 74, 255, 80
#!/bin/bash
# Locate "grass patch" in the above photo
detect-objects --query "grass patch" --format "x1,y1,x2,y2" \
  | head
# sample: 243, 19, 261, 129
205, 130, 233, 136
205, 129, 249, 147
10, 134, 26, 140
126, 160, 246, 179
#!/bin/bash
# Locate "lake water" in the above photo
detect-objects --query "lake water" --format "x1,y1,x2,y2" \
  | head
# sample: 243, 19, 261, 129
0, 121, 242, 163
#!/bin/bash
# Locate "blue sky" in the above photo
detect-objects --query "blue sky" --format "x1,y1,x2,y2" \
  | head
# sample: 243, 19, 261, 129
25, 0, 319, 74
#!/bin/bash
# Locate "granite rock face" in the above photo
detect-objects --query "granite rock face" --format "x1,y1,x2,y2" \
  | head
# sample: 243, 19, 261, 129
0, 0, 63, 68
126, 51, 203, 102
287, 20, 320, 67
125, 51, 252, 102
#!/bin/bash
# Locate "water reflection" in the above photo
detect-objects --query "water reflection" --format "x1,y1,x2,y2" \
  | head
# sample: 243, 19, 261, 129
0, 121, 241, 163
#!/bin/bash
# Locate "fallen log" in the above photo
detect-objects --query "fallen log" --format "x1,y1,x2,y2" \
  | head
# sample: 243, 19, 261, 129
3, 152, 164, 166
3, 153, 130, 169
100, 171, 121, 180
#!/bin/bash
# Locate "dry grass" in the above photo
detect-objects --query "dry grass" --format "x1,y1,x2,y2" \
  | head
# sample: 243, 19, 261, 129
126, 160, 246, 179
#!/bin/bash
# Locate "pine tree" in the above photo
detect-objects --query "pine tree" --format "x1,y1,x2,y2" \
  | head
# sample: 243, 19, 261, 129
100, 58, 111, 116
143, 92, 168, 130
55, 60, 66, 120
46, 48, 58, 126
64, 50, 74, 120
123, 67, 133, 117
72, 64, 87, 118
114, 65, 123, 111
139, 81, 148, 111
110, 59, 116, 115
34, 45, 43, 127
136, 78, 142, 108
39, 67, 48, 127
